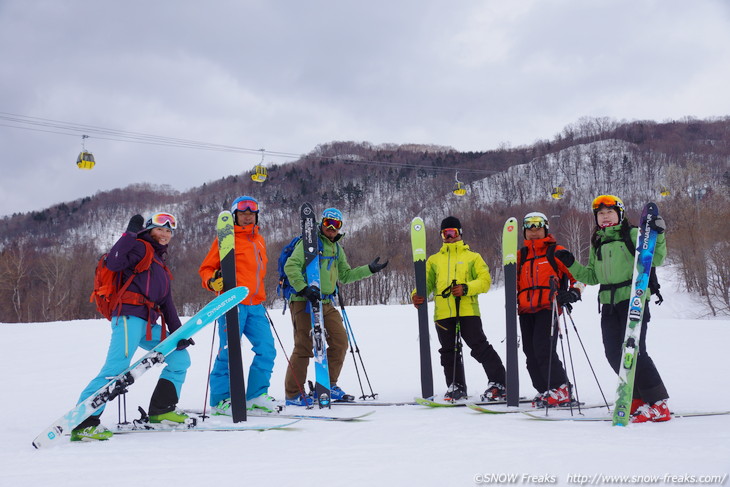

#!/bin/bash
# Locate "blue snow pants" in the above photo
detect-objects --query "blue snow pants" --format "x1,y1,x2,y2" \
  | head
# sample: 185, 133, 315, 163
209, 303, 276, 405
77, 315, 191, 417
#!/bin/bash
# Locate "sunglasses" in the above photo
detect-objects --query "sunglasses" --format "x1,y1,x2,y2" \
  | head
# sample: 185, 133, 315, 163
234, 199, 259, 213
523, 216, 547, 229
441, 228, 460, 239
147, 212, 177, 230
322, 218, 343, 230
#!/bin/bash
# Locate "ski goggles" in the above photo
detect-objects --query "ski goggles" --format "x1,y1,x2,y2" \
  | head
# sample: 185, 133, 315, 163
233, 199, 259, 213
146, 212, 177, 230
322, 217, 343, 230
441, 228, 460, 239
592, 195, 622, 210
523, 216, 547, 229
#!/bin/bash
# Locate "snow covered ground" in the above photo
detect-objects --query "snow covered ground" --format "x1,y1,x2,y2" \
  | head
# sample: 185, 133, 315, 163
2, 266, 729, 487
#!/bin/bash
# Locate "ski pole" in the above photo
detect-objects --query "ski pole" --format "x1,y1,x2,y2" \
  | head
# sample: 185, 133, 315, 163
337, 286, 377, 400
337, 288, 365, 400
554, 313, 577, 416
560, 306, 582, 415
564, 307, 611, 411
200, 319, 218, 422
544, 294, 559, 416
443, 279, 464, 401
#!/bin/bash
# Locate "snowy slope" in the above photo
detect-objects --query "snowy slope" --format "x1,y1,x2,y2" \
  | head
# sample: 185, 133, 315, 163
1, 267, 729, 486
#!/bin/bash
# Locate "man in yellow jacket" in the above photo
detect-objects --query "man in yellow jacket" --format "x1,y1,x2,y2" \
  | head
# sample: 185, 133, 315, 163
412, 216, 506, 402
199, 196, 277, 414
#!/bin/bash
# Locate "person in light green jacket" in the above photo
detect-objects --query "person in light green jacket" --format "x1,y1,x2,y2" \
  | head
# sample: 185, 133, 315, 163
283, 207, 388, 405
412, 216, 506, 402
554, 195, 671, 423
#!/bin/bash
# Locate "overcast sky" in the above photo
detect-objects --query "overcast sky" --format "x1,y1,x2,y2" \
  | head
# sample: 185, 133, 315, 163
1, 0, 729, 217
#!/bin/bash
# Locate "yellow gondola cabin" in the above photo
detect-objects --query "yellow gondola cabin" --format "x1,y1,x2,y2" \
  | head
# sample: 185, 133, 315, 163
251, 164, 267, 182
76, 151, 95, 170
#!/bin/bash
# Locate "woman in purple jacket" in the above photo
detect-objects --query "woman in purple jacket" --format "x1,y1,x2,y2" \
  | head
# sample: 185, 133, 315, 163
71, 213, 192, 441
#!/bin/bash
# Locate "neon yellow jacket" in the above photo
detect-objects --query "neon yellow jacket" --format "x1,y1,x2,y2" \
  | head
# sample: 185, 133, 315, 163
422, 240, 491, 321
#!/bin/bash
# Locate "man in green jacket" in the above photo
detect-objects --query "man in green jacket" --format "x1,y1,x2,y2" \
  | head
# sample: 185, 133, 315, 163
412, 216, 506, 402
283, 207, 388, 406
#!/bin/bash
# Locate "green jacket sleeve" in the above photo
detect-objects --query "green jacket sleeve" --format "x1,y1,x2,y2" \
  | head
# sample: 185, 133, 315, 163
333, 247, 373, 287
567, 246, 600, 286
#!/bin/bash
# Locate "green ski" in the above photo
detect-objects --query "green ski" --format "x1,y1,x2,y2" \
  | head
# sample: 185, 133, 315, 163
503, 217, 519, 406
411, 217, 433, 399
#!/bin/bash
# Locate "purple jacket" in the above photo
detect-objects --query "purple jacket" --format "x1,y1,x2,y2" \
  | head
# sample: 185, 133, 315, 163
106, 231, 182, 333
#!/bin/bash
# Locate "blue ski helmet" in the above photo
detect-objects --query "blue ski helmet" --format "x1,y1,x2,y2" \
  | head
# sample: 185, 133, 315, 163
322, 208, 343, 221
231, 195, 259, 224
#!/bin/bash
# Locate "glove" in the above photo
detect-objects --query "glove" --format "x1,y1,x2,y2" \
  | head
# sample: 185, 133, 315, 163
176, 338, 195, 350
208, 270, 223, 292
412, 294, 425, 308
450, 284, 468, 297
368, 257, 389, 273
555, 249, 575, 267
299, 285, 321, 303
126, 214, 144, 234
649, 215, 666, 234
556, 289, 580, 306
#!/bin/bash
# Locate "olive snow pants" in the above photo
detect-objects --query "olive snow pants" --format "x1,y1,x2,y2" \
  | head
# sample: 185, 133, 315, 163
284, 300, 347, 399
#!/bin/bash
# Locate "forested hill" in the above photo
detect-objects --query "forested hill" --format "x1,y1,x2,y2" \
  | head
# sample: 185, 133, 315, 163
1, 116, 729, 322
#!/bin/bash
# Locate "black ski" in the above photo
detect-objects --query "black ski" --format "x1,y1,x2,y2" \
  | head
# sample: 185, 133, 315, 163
217, 211, 246, 422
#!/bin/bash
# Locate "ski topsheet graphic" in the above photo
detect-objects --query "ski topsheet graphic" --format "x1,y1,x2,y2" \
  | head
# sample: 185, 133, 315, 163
301, 202, 331, 408
613, 203, 660, 426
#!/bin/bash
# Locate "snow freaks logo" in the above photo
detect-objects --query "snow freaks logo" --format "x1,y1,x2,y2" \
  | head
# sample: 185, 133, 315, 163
473, 473, 556, 484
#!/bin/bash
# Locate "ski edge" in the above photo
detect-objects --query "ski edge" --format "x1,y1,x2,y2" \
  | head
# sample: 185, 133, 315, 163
115, 419, 301, 433
415, 397, 531, 408
523, 410, 730, 422
468, 402, 612, 415
183, 409, 376, 422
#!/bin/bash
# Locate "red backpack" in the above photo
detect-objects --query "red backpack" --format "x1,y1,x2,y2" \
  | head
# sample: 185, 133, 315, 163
90, 239, 156, 320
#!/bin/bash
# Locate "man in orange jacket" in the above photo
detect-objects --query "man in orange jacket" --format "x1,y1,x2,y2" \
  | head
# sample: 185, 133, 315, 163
199, 196, 277, 413
517, 212, 581, 408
